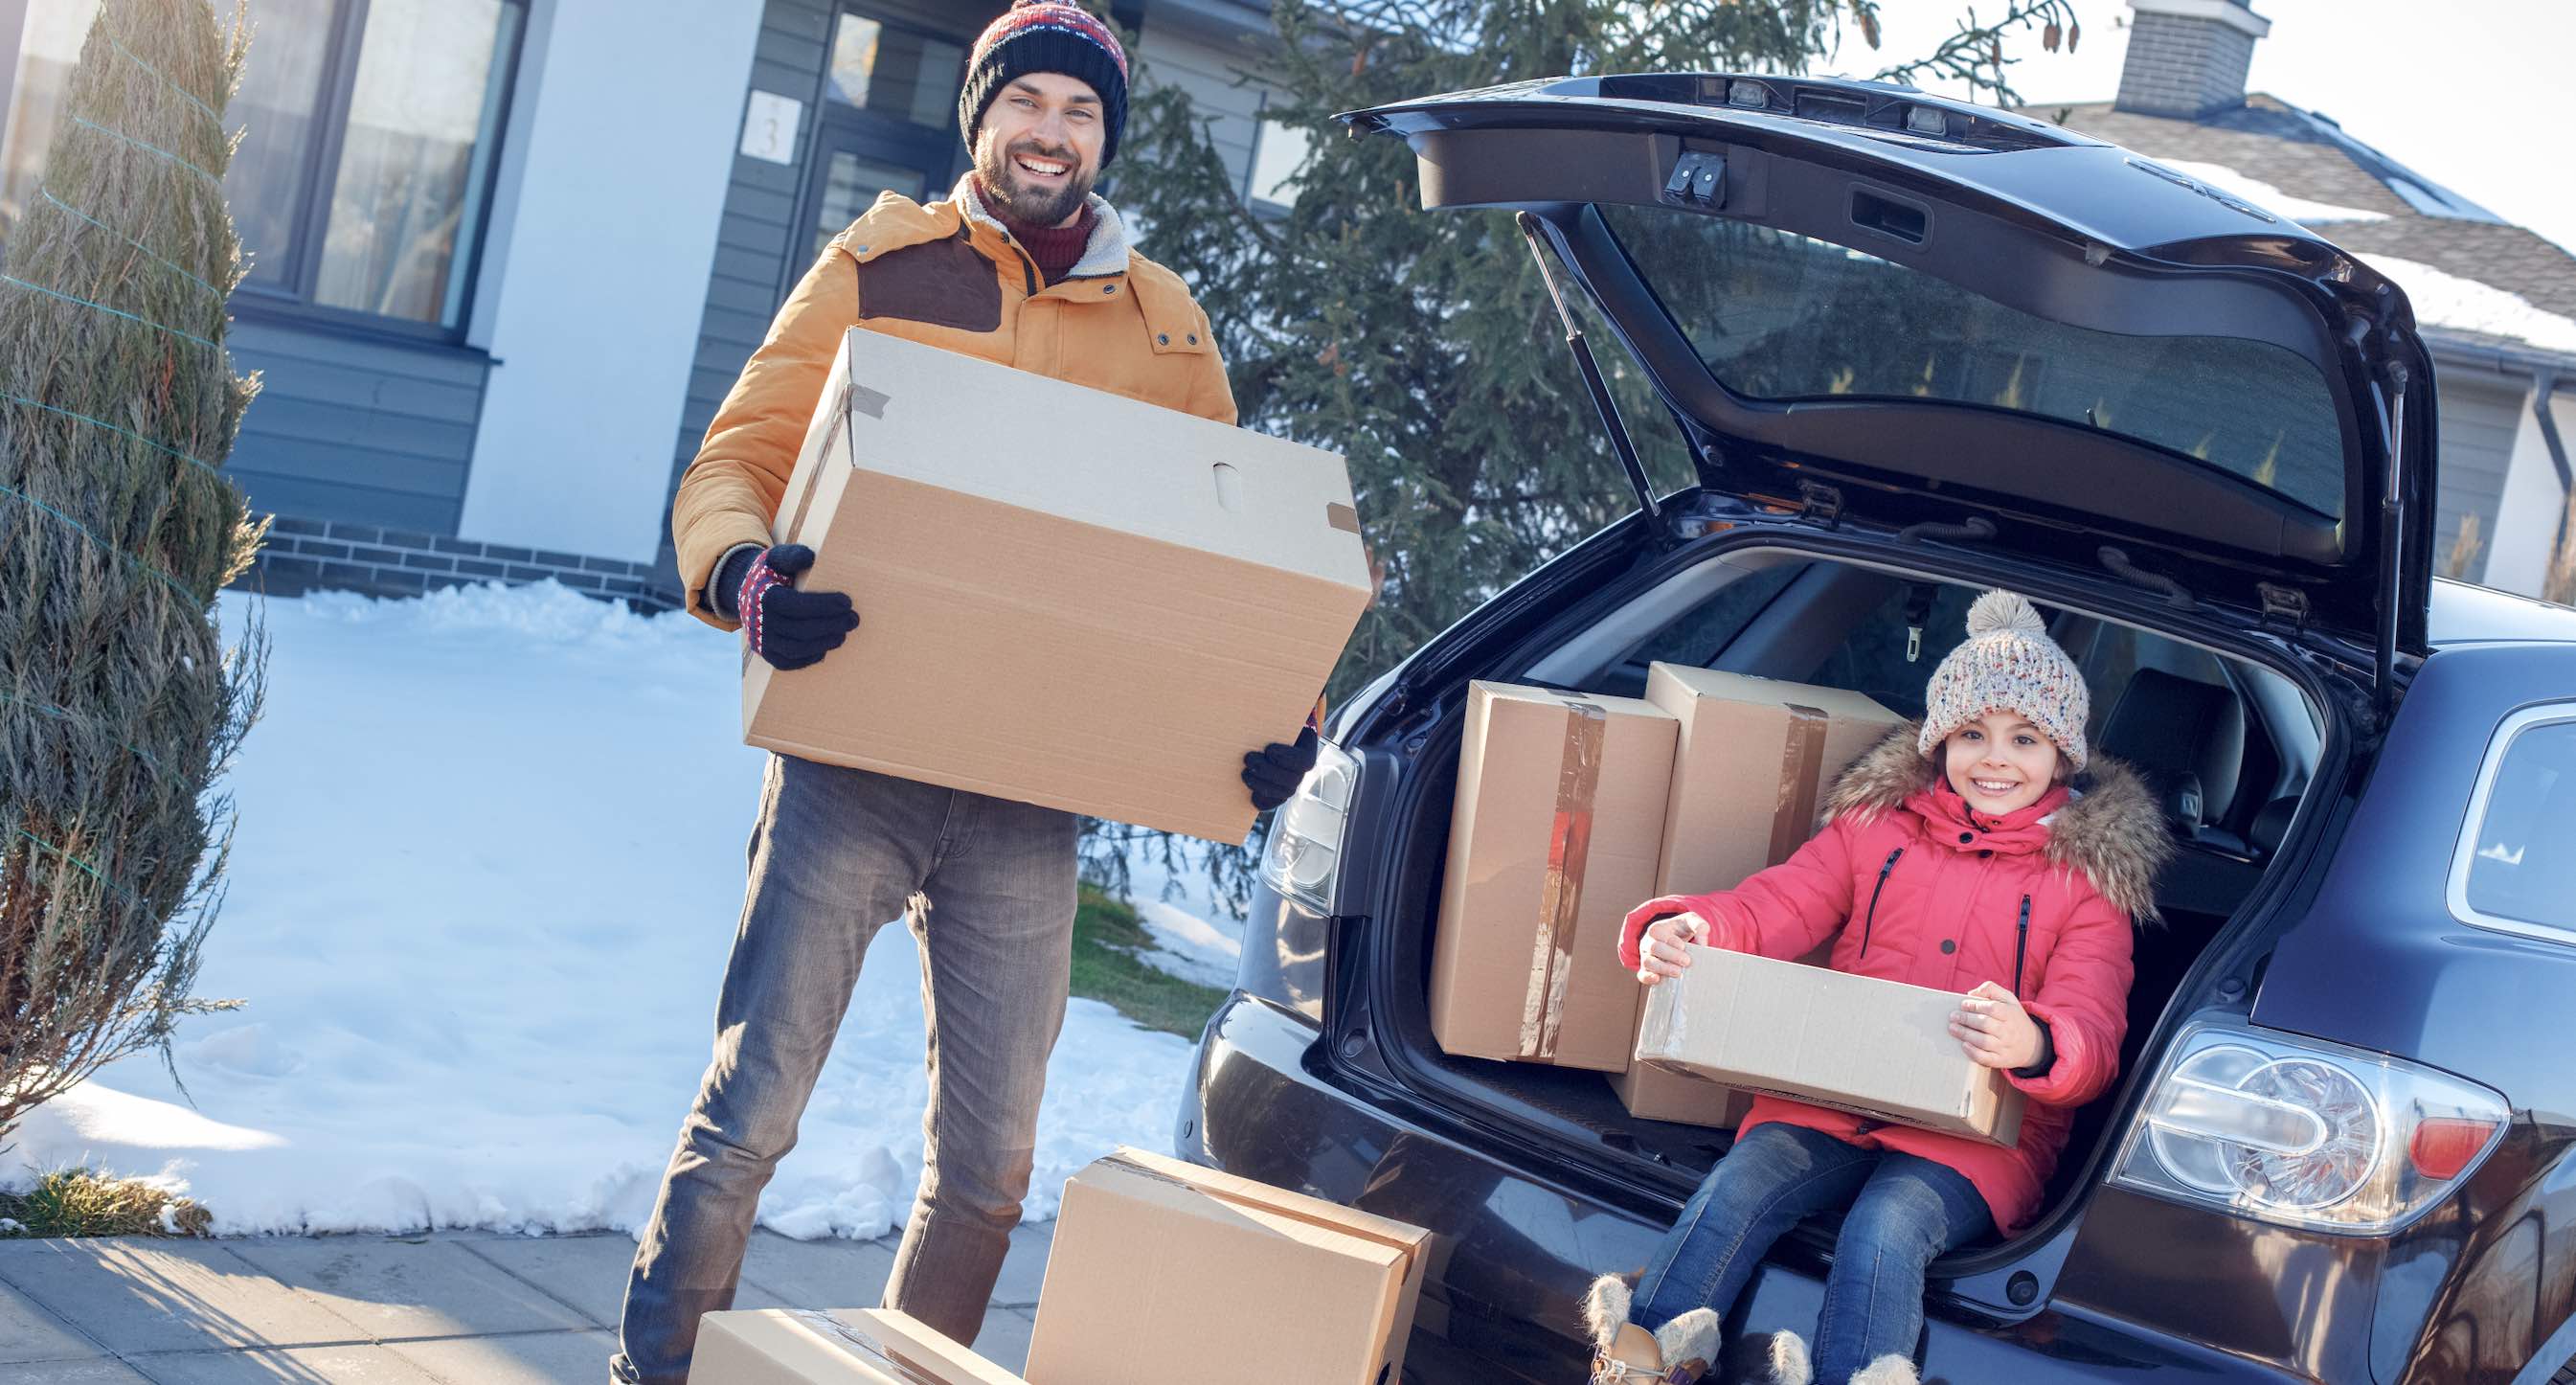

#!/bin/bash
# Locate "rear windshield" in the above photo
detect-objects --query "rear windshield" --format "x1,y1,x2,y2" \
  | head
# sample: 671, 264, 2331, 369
1600, 206, 2349, 519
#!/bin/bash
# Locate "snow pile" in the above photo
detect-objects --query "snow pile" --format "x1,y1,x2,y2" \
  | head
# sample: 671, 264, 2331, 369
2158, 159, 2390, 228
6, 581, 1214, 1238
2362, 254, 2576, 354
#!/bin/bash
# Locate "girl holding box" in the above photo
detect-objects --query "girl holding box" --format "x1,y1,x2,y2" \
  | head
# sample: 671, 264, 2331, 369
1586, 591, 2171, 1385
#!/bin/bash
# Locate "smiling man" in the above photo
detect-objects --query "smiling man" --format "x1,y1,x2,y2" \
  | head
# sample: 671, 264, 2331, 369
616, 4, 1320, 1382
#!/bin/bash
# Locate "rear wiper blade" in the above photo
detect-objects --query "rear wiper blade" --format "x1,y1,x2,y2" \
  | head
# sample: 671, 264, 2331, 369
1515, 212, 1664, 528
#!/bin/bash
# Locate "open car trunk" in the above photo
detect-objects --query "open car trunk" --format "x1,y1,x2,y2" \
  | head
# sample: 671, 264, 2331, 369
1364, 542, 2331, 1269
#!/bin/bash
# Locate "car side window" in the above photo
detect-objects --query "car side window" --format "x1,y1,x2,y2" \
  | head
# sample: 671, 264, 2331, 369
1627, 560, 1803, 670
1803, 581, 1978, 721
2457, 710, 2576, 935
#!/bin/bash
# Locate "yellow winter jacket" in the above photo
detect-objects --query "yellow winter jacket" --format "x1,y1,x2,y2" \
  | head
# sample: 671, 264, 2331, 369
670, 175, 1237, 627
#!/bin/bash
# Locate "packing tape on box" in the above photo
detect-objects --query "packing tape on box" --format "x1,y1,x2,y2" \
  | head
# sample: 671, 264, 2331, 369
780, 380, 864, 547
782, 1310, 952, 1383
1520, 694, 1606, 1060
1326, 501, 1362, 534
1766, 704, 1829, 868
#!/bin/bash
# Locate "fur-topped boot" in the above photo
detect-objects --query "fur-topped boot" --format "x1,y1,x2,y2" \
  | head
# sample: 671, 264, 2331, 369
1721, 1328, 1813, 1385
1846, 1354, 1920, 1385
1581, 1274, 1721, 1383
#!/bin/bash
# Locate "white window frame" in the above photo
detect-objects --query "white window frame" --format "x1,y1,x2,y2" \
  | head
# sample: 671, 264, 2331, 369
2445, 700, 2576, 943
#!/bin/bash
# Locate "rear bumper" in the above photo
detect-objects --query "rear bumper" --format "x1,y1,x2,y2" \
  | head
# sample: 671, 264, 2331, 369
1178, 989, 2301, 1384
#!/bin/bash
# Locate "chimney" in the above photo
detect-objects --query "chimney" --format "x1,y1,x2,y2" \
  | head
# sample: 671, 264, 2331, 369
2114, 0, 2273, 118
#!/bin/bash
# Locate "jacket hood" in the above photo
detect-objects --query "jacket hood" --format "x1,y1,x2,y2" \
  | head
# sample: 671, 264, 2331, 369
1824, 720, 2174, 923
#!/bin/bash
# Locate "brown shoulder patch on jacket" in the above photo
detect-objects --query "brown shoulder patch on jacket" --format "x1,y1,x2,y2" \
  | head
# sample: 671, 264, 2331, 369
853, 232, 1002, 332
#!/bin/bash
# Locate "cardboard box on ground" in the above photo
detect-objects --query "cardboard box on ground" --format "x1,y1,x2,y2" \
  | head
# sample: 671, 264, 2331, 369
691, 1307, 1028, 1384
1428, 683, 1680, 1073
692, 1148, 1435, 1385
1028, 1147, 1433, 1385
1638, 943, 2026, 1146
742, 329, 1373, 846
1609, 668, 1902, 1127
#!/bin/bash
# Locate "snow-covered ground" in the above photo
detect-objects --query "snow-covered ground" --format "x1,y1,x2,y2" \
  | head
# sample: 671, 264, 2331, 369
6, 581, 1246, 1239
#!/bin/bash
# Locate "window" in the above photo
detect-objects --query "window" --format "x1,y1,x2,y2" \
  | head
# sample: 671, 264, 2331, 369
824, 13, 963, 132
1627, 560, 1801, 670
4, 0, 523, 335
1597, 205, 2351, 519
1246, 115, 1311, 212
2451, 706, 2576, 938
1805, 580, 1980, 722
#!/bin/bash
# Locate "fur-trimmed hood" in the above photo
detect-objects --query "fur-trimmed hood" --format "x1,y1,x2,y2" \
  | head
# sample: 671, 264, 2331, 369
1823, 720, 2173, 923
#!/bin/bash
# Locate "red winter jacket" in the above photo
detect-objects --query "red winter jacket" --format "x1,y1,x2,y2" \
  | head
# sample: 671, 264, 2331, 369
1615, 725, 2171, 1236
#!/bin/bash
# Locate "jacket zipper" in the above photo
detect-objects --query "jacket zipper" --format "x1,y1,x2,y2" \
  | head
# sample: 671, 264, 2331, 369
2012, 894, 2032, 997
1859, 848, 1904, 957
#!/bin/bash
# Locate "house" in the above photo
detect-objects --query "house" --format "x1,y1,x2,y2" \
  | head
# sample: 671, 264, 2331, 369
0, 0, 1289, 607
2033, 0, 2576, 597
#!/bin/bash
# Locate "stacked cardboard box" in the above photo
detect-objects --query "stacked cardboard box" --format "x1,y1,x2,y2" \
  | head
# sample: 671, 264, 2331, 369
1637, 943, 2024, 1146
1428, 683, 1680, 1072
1608, 668, 1901, 1126
691, 1307, 1028, 1384
1028, 1147, 1433, 1385
742, 329, 1374, 846
695, 1150, 1434, 1385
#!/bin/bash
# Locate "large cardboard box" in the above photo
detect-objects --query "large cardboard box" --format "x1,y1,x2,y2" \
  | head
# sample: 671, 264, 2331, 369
1637, 943, 2025, 1146
1607, 1057, 1754, 1128
1609, 670, 1897, 1125
1028, 1147, 1432, 1385
690, 1307, 1025, 1384
1431, 683, 1681, 1073
1643, 665, 1903, 897
743, 329, 1373, 845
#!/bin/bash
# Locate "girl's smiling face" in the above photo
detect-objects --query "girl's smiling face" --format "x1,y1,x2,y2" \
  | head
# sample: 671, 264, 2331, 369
1943, 712, 2064, 816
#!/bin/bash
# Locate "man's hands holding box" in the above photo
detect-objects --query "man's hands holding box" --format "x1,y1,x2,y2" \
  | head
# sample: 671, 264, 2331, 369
722, 542, 860, 671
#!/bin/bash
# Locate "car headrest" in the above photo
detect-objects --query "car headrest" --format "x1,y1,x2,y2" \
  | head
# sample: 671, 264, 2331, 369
2099, 669, 2241, 828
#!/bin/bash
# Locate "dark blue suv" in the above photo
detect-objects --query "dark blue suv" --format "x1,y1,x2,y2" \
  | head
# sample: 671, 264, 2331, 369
1175, 74, 2576, 1384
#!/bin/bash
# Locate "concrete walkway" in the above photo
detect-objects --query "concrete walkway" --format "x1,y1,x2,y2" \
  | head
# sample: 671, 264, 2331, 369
0, 1221, 1052, 1383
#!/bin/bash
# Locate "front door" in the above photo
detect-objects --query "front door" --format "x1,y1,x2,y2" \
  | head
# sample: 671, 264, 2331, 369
792, 6, 977, 272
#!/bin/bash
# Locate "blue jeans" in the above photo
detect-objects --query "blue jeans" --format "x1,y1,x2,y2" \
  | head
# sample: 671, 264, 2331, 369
611, 756, 1078, 1384
1632, 1123, 1993, 1384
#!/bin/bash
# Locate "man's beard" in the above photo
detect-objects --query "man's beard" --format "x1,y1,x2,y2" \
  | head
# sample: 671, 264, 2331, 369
977, 136, 1095, 228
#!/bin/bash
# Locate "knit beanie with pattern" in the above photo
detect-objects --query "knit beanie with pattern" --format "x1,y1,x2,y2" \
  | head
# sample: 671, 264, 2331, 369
1917, 590, 2091, 771
958, 2, 1130, 168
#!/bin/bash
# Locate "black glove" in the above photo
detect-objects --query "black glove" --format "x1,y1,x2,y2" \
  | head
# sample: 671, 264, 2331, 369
1243, 727, 1320, 812
726, 543, 857, 671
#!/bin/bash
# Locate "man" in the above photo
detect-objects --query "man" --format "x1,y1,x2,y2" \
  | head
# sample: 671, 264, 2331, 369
611, 6, 1320, 1380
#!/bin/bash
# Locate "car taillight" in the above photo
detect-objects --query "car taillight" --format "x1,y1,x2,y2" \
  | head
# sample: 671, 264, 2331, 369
2109, 1017, 2508, 1235
2408, 1118, 2499, 1181
1258, 738, 1357, 914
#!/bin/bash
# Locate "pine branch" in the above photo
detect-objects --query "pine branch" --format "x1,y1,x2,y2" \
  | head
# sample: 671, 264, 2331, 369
1870, 0, 2082, 105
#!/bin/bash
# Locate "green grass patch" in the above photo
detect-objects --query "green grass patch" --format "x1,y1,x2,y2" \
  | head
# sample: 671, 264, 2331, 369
0, 1168, 210, 1238
1069, 887, 1231, 1039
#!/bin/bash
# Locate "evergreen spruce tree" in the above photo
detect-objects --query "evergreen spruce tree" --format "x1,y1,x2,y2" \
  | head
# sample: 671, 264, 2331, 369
1089, 0, 2073, 910
0, 0, 265, 1139
1096, 0, 2081, 906
1114, 0, 2079, 688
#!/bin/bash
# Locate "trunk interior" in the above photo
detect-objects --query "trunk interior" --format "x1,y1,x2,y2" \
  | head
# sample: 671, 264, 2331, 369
1372, 542, 2330, 1260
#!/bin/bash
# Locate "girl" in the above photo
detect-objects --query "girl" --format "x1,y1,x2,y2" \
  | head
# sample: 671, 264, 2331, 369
1584, 591, 2170, 1385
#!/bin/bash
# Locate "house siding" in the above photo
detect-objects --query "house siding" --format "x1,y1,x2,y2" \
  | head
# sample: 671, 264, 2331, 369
225, 317, 495, 537
2427, 358, 2527, 585
1133, 21, 1272, 198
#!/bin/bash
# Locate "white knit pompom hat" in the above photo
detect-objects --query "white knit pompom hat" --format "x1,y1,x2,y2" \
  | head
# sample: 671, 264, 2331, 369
1916, 590, 2090, 771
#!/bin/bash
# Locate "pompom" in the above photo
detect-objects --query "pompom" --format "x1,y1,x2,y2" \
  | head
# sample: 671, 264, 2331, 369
1966, 588, 2046, 638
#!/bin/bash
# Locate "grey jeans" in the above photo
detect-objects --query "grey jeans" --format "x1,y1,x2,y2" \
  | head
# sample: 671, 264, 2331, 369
611, 755, 1077, 1384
